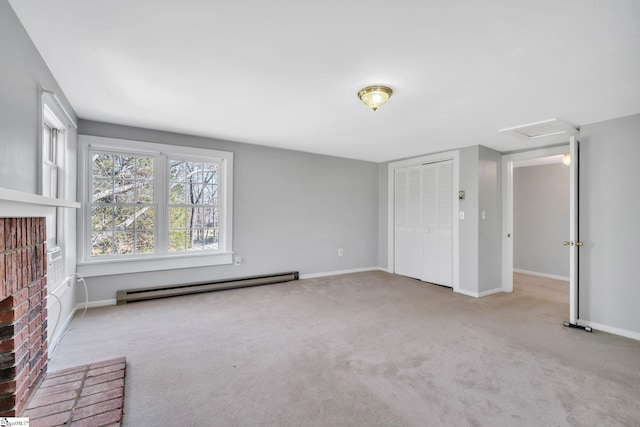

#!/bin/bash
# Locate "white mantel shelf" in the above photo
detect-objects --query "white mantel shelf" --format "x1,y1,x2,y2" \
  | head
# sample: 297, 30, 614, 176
0, 188, 80, 216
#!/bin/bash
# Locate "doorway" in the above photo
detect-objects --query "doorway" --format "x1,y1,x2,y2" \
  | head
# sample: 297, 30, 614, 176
502, 141, 579, 323
512, 157, 570, 282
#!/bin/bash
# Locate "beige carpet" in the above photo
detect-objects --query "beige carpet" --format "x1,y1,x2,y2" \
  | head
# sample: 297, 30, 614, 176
50, 271, 640, 426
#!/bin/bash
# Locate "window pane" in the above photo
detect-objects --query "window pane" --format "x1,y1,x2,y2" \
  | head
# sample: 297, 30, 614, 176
114, 179, 135, 203
91, 206, 114, 230
169, 207, 187, 229
203, 185, 217, 205
91, 231, 113, 256
200, 207, 215, 228
189, 229, 204, 250
114, 206, 136, 230
114, 155, 135, 179
192, 208, 206, 228
136, 232, 155, 253
188, 184, 203, 204
169, 183, 186, 204
203, 163, 218, 184
135, 157, 154, 179
92, 153, 113, 178
136, 207, 155, 230
114, 231, 135, 254
138, 182, 154, 203
93, 178, 113, 202
169, 230, 186, 252
169, 159, 185, 181
183, 161, 196, 182
204, 228, 219, 250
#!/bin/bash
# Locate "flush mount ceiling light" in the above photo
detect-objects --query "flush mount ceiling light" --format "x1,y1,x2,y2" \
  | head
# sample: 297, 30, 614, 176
562, 153, 571, 166
358, 85, 393, 111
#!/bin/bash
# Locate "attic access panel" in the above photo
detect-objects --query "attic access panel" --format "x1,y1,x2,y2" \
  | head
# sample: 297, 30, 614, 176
499, 118, 578, 139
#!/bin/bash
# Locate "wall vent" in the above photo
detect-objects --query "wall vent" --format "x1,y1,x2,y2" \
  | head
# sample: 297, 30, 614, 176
116, 271, 299, 304
499, 118, 578, 139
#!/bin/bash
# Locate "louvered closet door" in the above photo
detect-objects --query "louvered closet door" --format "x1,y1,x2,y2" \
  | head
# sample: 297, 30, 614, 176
436, 161, 453, 286
394, 166, 423, 279
421, 160, 453, 287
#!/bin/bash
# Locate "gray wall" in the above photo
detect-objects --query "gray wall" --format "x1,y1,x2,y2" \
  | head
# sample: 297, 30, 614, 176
513, 163, 569, 278
78, 120, 379, 301
0, 1, 78, 345
478, 146, 502, 293
377, 163, 388, 270
579, 114, 640, 334
0, 1, 75, 193
458, 146, 480, 294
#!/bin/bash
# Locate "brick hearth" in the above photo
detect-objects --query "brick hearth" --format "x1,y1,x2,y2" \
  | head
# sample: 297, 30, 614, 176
0, 217, 48, 416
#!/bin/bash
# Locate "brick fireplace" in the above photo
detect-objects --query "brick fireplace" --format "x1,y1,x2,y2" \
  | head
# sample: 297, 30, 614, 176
0, 217, 48, 416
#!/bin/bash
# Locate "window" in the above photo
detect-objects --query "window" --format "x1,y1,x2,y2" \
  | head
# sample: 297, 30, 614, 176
168, 158, 220, 252
78, 136, 233, 276
90, 152, 156, 256
42, 122, 60, 198
42, 99, 69, 250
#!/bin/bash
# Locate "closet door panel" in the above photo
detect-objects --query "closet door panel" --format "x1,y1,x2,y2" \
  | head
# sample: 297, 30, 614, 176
437, 162, 454, 286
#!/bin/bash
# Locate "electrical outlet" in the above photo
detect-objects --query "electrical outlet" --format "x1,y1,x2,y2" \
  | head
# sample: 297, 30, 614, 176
234, 256, 242, 265
459, 211, 465, 220
338, 248, 344, 256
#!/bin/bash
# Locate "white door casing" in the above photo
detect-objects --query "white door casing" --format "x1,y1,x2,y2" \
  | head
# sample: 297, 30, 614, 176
501, 143, 577, 322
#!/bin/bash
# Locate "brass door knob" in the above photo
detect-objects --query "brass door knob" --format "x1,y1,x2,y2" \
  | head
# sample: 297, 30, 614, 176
563, 241, 571, 246
576, 241, 584, 246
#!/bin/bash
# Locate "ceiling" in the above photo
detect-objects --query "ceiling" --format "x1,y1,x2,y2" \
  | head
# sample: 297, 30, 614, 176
9, 0, 640, 162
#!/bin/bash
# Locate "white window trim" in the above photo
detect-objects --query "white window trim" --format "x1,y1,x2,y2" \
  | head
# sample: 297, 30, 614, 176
41, 92, 72, 251
77, 135, 233, 277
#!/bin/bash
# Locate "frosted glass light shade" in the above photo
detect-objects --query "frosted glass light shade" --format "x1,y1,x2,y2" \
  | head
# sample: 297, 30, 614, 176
562, 153, 571, 166
358, 85, 393, 111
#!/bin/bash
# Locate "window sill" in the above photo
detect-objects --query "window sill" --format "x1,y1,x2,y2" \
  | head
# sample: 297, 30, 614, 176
76, 252, 233, 277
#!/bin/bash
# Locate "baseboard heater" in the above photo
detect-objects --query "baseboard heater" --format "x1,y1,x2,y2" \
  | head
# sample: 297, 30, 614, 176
116, 271, 299, 305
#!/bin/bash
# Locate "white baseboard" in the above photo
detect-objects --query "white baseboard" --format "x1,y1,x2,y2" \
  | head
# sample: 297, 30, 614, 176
299, 267, 382, 280
48, 305, 76, 356
455, 287, 503, 298
76, 299, 117, 310
479, 288, 503, 297
455, 288, 479, 298
578, 320, 640, 341
513, 269, 569, 282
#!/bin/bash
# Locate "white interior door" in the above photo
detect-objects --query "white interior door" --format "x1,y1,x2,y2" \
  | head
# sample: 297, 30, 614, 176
568, 136, 579, 324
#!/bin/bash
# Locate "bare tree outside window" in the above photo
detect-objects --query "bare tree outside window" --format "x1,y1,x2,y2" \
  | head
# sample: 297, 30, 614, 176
90, 152, 155, 256
168, 159, 219, 252
86, 143, 227, 262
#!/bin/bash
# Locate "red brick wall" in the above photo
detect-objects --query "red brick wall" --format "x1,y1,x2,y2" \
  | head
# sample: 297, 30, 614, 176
0, 217, 48, 416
